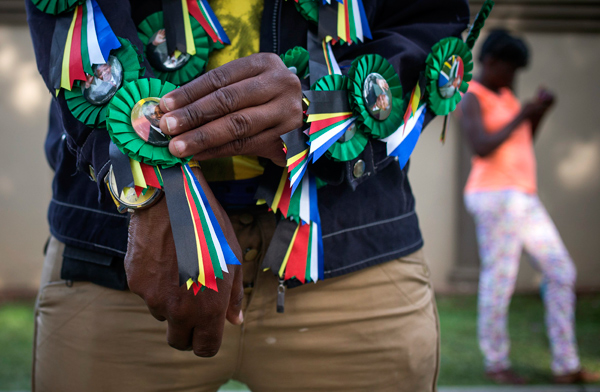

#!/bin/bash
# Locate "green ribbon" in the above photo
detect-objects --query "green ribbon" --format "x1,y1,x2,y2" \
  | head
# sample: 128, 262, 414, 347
466, 0, 495, 50
280, 46, 310, 79
64, 38, 145, 128
137, 11, 212, 86
425, 37, 473, 116
32, 0, 82, 15
293, 0, 319, 25
347, 54, 404, 139
311, 75, 368, 162
106, 78, 192, 168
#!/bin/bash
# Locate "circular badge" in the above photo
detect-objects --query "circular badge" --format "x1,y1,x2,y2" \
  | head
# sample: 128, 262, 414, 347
438, 55, 464, 99
130, 97, 170, 147
107, 166, 161, 211
338, 122, 357, 143
363, 73, 393, 121
81, 55, 124, 106
146, 29, 191, 72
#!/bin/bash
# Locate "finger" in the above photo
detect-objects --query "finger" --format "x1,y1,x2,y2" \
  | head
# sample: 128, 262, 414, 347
226, 265, 244, 326
145, 304, 167, 322
168, 103, 283, 157
160, 72, 277, 136
191, 313, 226, 357
192, 129, 287, 166
160, 53, 284, 112
166, 322, 194, 351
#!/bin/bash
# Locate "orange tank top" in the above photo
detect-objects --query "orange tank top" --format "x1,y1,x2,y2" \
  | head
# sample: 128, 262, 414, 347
464, 81, 537, 195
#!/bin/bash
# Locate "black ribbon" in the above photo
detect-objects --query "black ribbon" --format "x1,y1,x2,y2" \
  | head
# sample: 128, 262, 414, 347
49, 14, 73, 89
307, 31, 329, 87
109, 142, 134, 196
162, 166, 200, 286
254, 162, 286, 209
262, 218, 298, 274
281, 127, 309, 160
304, 90, 350, 114
162, 0, 188, 55
317, 3, 338, 41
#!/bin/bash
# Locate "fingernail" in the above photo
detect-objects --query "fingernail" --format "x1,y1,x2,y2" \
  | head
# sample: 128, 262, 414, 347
173, 140, 185, 156
165, 117, 177, 134
238, 310, 244, 324
162, 96, 174, 111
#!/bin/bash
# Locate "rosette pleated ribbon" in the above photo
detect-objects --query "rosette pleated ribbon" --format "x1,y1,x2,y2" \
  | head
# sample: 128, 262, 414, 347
106, 78, 239, 293
32, 0, 83, 15
280, 47, 310, 79
64, 37, 145, 128
137, 0, 230, 85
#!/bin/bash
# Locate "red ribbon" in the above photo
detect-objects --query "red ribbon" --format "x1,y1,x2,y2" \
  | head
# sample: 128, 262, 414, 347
187, 0, 220, 44
182, 167, 218, 291
69, 5, 86, 88
285, 222, 310, 283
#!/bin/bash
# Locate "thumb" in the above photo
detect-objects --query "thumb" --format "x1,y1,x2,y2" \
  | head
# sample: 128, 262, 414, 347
226, 265, 244, 325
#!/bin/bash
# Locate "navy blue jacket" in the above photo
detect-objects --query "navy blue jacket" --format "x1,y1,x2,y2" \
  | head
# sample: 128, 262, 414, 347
27, 0, 469, 287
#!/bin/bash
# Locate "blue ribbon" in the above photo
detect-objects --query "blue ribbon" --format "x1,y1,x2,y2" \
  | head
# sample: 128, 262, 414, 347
199, 0, 231, 45
92, 0, 121, 62
187, 164, 241, 266
356, 0, 372, 40
390, 107, 426, 169
308, 173, 324, 280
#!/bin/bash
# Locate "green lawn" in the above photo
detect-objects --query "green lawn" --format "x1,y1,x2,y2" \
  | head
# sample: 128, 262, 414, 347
1, 294, 599, 390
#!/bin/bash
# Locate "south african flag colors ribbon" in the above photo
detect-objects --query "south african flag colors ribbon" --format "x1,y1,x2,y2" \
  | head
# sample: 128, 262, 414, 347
49, 0, 121, 91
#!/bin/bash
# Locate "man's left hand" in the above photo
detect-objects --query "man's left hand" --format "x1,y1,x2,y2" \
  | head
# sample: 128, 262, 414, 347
159, 53, 303, 167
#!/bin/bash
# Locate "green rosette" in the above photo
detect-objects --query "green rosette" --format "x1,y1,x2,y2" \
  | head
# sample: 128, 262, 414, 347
280, 46, 309, 79
347, 54, 404, 140
425, 37, 473, 116
137, 11, 211, 85
106, 78, 191, 168
32, 0, 82, 15
312, 75, 368, 162
293, 0, 319, 25
466, 0, 495, 50
64, 38, 144, 128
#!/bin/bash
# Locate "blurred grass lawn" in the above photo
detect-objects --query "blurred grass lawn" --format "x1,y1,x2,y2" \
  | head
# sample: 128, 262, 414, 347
1, 294, 598, 390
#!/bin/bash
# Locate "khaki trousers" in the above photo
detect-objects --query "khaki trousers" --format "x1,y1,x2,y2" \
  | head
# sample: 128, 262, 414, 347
34, 211, 440, 392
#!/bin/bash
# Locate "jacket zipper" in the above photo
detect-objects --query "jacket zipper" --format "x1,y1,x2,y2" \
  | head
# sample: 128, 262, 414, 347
272, 0, 280, 53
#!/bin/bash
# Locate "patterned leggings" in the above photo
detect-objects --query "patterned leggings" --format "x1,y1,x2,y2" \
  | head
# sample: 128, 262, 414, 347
465, 190, 580, 375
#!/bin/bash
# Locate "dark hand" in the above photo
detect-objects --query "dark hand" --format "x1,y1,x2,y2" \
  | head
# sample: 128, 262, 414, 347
124, 167, 243, 357
158, 53, 303, 166
522, 88, 555, 120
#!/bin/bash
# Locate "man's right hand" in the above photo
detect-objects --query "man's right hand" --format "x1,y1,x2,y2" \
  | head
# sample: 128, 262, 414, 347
124, 168, 243, 357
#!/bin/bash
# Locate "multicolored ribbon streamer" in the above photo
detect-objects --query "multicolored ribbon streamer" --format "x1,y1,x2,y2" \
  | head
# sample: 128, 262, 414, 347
315, 0, 371, 45
50, 0, 121, 91
277, 172, 323, 284
187, 0, 231, 45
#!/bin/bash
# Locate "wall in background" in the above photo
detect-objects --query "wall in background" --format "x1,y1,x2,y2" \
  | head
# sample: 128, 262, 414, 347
0, 26, 52, 294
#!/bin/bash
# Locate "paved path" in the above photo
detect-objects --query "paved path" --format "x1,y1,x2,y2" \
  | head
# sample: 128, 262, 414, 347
216, 387, 600, 392
7, 386, 600, 392
439, 386, 600, 392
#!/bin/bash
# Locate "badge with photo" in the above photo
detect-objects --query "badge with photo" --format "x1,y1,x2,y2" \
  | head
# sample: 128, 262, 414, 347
425, 37, 473, 116
64, 38, 144, 128
137, 0, 229, 86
